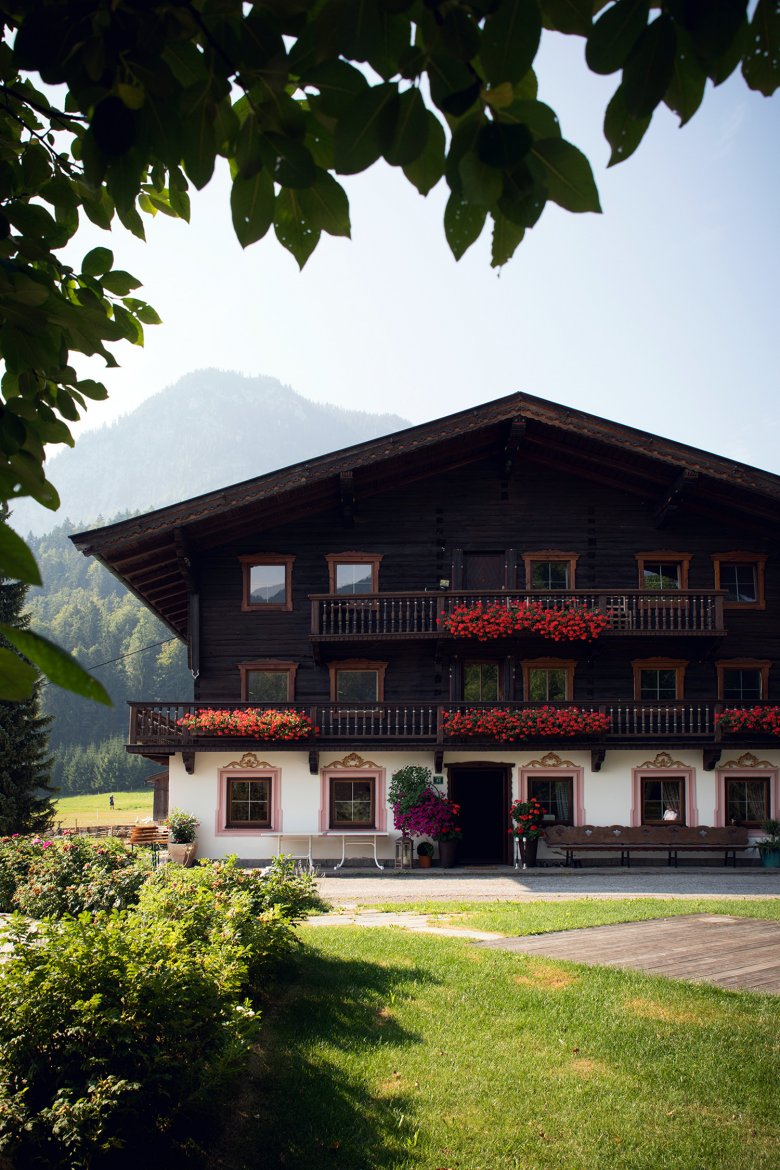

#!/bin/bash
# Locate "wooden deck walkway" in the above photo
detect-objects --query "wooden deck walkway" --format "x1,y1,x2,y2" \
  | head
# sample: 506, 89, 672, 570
479, 914, 780, 995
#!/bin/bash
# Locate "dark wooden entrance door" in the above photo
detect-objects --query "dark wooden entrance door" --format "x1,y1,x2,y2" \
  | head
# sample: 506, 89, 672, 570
448, 766, 510, 865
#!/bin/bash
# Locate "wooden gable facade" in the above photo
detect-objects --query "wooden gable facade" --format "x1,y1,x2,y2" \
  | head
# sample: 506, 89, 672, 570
72, 393, 780, 866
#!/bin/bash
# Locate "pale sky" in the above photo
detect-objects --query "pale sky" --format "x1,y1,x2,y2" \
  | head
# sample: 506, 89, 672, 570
66, 32, 779, 474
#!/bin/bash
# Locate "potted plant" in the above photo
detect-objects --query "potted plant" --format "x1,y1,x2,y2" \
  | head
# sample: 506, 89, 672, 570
754, 819, 780, 869
395, 787, 462, 868
389, 765, 434, 859
416, 841, 434, 869
509, 797, 547, 868
166, 808, 199, 867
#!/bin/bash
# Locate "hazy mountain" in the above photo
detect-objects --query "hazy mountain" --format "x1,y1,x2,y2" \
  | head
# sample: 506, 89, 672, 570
14, 370, 409, 536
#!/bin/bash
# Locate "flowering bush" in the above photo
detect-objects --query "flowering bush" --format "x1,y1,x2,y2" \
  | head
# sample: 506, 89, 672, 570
443, 706, 612, 740
716, 706, 780, 736
177, 707, 316, 738
10, 835, 149, 918
510, 797, 547, 840
394, 787, 462, 840
440, 600, 610, 642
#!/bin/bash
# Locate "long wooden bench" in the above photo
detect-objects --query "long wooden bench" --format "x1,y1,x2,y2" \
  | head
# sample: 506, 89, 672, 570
544, 824, 750, 868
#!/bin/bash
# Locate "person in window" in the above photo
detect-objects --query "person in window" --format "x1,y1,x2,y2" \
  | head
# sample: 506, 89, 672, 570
662, 806, 679, 821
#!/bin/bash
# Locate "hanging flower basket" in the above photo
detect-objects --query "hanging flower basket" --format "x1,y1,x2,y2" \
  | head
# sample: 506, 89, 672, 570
177, 708, 316, 739
439, 600, 610, 642
716, 706, 780, 737
443, 706, 611, 740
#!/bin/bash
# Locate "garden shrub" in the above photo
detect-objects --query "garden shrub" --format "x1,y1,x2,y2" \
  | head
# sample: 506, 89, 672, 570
0, 834, 47, 911
11, 835, 149, 917
0, 911, 259, 1169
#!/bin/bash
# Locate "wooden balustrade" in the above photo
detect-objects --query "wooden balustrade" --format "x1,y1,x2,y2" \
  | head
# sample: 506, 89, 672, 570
309, 590, 726, 639
128, 699, 740, 749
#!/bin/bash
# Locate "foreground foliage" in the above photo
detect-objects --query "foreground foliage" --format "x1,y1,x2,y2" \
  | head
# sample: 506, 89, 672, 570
0, 849, 324, 1167
0, 832, 149, 915
0, 0, 776, 703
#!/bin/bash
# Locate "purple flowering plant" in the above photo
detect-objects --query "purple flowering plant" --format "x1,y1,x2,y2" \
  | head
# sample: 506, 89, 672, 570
394, 788, 462, 842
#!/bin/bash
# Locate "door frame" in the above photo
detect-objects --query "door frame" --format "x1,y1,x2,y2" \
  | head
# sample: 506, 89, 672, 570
447, 761, 513, 865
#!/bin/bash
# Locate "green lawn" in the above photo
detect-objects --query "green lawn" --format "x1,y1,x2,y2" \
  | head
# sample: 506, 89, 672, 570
53, 791, 154, 829
220, 900, 780, 1170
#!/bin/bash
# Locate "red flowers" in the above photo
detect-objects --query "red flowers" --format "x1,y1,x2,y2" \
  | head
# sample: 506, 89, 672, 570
509, 797, 547, 839
439, 600, 609, 642
716, 706, 780, 737
177, 708, 316, 739
443, 706, 611, 740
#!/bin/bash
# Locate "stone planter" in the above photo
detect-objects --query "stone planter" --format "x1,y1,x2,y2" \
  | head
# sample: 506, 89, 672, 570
759, 849, 780, 869
168, 841, 197, 867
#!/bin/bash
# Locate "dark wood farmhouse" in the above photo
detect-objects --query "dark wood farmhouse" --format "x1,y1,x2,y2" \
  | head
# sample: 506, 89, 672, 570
71, 393, 780, 865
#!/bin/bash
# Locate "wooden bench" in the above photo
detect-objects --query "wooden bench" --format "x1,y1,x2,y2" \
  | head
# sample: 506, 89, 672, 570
129, 824, 169, 867
544, 824, 750, 868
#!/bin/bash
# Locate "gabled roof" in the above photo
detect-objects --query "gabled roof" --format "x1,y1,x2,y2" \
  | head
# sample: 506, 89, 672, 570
71, 391, 780, 639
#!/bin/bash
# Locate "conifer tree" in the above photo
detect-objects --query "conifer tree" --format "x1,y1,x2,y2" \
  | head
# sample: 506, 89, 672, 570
0, 570, 54, 835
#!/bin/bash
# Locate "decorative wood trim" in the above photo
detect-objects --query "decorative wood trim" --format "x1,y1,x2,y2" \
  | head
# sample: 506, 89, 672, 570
591, 747, 607, 773
521, 658, 576, 701
634, 551, 691, 589
239, 553, 295, 612
216, 762, 282, 836
521, 550, 580, 590
308, 749, 319, 776
238, 660, 298, 701
224, 754, 275, 769
721, 752, 775, 769
434, 747, 444, 773
328, 659, 388, 701
715, 659, 770, 700
325, 552, 382, 594
631, 763, 698, 826
632, 658, 688, 700
322, 752, 382, 770
711, 552, 767, 610
702, 748, 721, 772
524, 751, 579, 769
182, 750, 195, 775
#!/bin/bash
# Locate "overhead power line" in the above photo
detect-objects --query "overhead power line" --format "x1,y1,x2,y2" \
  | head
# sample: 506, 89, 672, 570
88, 637, 176, 670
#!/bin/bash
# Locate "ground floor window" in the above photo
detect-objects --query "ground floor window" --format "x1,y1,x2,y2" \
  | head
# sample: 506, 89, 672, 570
527, 776, 574, 824
329, 777, 375, 828
641, 777, 686, 824
217, 764, 281, 835
724, 776, 771, 826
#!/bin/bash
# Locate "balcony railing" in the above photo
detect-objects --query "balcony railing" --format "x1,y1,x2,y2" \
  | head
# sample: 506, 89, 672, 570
129, 699, 745, 751
310, 590, 726, 639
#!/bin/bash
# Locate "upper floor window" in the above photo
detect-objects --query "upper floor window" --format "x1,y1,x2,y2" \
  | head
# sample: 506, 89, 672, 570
522, 658, 575, 702
463, 661, 502, 702
522, 551, 579, 591
239, 661, 297, 702
716, 660, 770, 702
326, 553, 382, 595
712, 553, 767, 610
633, 658, 686, 701
329, 659, 387, 702
239, 554, 295, 612
635, 551, 691, 592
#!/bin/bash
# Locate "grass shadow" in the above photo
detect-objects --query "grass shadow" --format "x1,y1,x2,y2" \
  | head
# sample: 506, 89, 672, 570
215, 939, 439, 1169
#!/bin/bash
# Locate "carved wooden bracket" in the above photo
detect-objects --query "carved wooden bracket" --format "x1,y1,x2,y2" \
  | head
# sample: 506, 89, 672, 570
654, 469, 698, 527
308, 749, 319, 775
182, 750, 195, 775
434, 747, 444, 773
591, 747, 606, 773
702, 747, 722, 771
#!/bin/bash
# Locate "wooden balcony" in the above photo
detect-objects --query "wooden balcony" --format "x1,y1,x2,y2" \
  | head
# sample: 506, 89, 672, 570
129, 698, 742, 757
310, 590, 726, 641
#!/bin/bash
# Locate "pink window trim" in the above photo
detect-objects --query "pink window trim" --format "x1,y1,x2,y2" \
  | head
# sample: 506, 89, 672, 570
319, 765, 387, 832
714, 766, 778, 827
519, 766, 585, 826
215, 765, 282, 836
630, 765, 698, 827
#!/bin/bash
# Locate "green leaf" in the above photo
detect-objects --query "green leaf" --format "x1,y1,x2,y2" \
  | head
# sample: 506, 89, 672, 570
501, 99, 560, 140
604, 85, 651, 165
622, 14, 677, 117
586, 0, 649, 75
499, 164, 547, 228
428, 54, 482, 116
334, 83, 398, 175
304, 59, 370, 118
402, 113, 446, 195
481, 0, 543, 85
267, 135, 317, 189
273, 188, 321, 269
491, 210, 525, 267
181, 106, 218, 189
101, 270, 142, 295
384, 88, 429, 168
444, 194, 487, 260
477, 122, 533, 168
0, 523, 41, 586
459, 151, 503, 206
0, 625, 112, 705
230, 169, 275, 248
0, 647, 38, 701
297, 171, 351, 237
742, 0, 779, 95
75, 379, 109, 401
529, 138, 602, 213
539, 0, 594, 36
664, 27, 707, 124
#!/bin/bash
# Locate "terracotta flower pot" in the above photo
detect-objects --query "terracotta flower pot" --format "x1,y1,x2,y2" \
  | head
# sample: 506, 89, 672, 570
168, 841, 197, 867
418, 854, 432, 868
